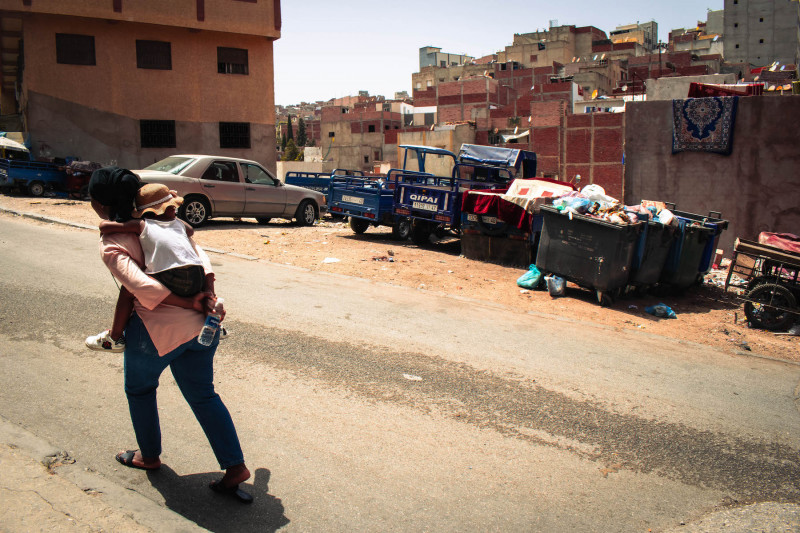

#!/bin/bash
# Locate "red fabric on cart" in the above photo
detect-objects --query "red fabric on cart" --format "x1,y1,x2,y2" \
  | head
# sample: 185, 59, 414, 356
758, 232, 800, 253
462, 190, 531, 231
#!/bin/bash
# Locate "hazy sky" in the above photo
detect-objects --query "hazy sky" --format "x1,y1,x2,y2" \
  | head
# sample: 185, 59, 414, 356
273, 1, 723, 106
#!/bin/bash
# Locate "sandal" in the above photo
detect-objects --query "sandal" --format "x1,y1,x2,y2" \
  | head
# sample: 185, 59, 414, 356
115, 450, 161, 471
209, 479, 253, 503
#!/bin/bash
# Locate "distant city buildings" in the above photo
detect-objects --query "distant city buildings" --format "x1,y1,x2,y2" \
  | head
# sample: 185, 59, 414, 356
276, 2, 798, 179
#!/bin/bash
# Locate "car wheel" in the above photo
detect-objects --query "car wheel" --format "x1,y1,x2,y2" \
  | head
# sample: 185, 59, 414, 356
28, 181, 45, 197
256, 217, 271, 225
179, 196, 210, 227
349, 217, 370, 234
392, 217, 411, 240
295, 200, 317, 226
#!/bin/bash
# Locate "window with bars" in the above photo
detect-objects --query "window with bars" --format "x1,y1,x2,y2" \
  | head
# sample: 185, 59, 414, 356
140, 120, 176, 148
56, 34, 95, 65
219, 122, 251, 148
136, 40, 172, 70
218, 47, 249, 75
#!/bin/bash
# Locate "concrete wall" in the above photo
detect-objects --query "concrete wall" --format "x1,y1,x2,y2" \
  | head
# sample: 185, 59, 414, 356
624, 96, 800, 255
646, 74, 737, 101
723, 0, 800, 65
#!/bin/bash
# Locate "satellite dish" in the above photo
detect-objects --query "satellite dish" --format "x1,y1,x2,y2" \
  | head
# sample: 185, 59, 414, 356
621, 85, 629, 92
592, 89, 598, 99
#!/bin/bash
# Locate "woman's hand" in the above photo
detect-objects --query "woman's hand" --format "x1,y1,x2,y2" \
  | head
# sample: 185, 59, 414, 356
191, 292, 225, 321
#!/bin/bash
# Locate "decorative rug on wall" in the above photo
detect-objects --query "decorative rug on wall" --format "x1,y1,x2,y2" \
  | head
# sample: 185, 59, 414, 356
672, 96, 738, 155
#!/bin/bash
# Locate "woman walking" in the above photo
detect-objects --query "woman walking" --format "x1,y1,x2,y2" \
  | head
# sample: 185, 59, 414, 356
88, 167, 252, 503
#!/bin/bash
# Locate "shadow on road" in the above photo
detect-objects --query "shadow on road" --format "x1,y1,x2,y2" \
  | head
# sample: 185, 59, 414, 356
147, 466, 289, 532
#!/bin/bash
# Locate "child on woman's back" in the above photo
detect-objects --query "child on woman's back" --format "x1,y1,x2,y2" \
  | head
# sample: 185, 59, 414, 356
86, 183, 216, 351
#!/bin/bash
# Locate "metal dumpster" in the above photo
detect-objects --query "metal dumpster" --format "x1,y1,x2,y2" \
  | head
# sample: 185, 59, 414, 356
659, 221, 716, 290
669, 209, 728, 276
537, 205, 644, 305
628, 216, 677, 289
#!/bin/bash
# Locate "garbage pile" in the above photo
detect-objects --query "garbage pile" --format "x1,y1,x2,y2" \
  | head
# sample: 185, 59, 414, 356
516, 183, 728, 307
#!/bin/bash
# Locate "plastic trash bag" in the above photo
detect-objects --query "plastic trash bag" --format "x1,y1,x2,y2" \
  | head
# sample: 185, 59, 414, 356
553, 193, 592, 214
581, 184, 619, 207
544, 274, 565, 297
517, 264, 543, 290
645, 303, 677, 319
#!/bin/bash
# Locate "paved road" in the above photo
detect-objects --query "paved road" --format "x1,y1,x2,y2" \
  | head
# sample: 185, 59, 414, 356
1, 217, 799, 532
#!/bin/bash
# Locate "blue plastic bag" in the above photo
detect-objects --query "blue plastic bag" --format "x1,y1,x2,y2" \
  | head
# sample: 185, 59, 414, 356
645, 303, 677, 319
517, 264, 543, 290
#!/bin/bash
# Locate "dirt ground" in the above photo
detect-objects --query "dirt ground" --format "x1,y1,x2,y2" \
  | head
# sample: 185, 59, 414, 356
1, 193, 797, 364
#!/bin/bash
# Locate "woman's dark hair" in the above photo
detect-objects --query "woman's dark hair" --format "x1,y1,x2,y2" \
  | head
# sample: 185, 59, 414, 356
88, 166, 142, 222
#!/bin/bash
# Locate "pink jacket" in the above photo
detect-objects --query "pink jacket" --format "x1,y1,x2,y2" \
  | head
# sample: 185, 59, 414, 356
100, 233, 213, 356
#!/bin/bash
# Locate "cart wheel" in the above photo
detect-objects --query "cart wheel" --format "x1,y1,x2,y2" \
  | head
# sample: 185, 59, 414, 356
391, 217, 411, 240
597, 290, 614, 307
743, 283, 797, 331
410, 220, 433, 246
349, 217, 370, 234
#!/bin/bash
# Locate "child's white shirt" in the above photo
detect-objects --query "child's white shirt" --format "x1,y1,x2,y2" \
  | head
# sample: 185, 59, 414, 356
139, 219, 203, 274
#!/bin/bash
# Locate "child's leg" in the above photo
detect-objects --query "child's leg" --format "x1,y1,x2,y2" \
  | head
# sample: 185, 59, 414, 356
110, 287, 135, 341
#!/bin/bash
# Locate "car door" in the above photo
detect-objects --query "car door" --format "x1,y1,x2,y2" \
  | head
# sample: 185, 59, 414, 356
199, 160, 245, 216
240, 163, 287, 217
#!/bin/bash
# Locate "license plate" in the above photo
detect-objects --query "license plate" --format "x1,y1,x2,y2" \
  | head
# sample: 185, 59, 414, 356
481, 216, 498, 225
342, 195, 364, 205
412, 201, 438, 212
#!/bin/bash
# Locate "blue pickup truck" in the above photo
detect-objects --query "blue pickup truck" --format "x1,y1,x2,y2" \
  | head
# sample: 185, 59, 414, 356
394, 145, 536, 245
327, 146, 459, 240
0, 155, 69, 197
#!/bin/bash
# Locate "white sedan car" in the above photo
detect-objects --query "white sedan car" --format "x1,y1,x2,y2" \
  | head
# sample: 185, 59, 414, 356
133, 155, 327, 227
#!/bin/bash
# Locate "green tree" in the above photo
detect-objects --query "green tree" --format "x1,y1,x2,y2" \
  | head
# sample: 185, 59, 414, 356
282, 139, 299, 161
280, 132, 287, 151
287, 114, 294, 141
297, 117, 307, 147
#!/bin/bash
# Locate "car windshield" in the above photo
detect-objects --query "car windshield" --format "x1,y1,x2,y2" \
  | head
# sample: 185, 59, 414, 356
143, 156, 196, 175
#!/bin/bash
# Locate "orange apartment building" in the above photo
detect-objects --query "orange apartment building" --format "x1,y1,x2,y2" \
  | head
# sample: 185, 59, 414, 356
0, 0, 281, 171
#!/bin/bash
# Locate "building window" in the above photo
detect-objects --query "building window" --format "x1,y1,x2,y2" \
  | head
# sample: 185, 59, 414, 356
219, 122, 250, 148
759, 39, 764, 43
368, 125, 376, 132
415, 82, 422, 89
56, 33, 95, 65
373, 151, 380, 160
734, 23, 738, 27
136, 40, 172, 70
328, 131, 335, 137
735, 44, 740, 48
364, 156, 369, 164
759, 17, 763, 22
530, 54, 538, 62
140, 120, 176, 148
440, 60, 446, 67
217, 47, 248, 75
426, 80, 432, 87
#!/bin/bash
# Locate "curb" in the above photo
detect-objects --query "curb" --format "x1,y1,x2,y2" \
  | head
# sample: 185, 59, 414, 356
0, 415, 207, 532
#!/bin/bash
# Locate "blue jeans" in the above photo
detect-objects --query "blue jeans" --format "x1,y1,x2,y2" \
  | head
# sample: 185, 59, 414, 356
123, 313, 244, 469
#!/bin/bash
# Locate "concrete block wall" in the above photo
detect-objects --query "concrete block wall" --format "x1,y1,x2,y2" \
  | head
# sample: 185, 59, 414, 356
624, 96, 800, 255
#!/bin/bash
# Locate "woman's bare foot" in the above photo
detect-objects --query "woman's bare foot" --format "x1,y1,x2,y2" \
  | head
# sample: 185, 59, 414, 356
115, 449, 161, 470
219, 463, 250, 488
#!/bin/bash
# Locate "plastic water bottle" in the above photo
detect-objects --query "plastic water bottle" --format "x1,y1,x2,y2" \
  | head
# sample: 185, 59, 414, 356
198, 298, 224, 346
